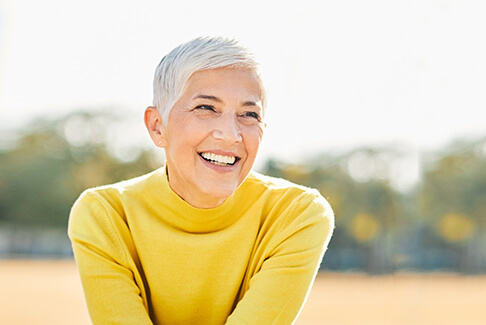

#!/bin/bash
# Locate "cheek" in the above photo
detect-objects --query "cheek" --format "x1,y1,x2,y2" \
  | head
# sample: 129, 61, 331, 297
170, 117, 208, 144
243, 127, 264, 155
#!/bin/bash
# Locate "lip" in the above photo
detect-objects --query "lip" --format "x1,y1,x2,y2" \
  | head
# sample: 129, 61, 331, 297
199, 149, 240, 157
197, 150, 241, 173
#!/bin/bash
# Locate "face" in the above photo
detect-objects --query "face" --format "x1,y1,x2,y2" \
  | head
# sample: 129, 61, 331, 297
149, 67, 265, 208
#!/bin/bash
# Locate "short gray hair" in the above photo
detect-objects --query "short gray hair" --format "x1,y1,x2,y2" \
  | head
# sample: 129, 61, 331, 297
152, 36, 264, 124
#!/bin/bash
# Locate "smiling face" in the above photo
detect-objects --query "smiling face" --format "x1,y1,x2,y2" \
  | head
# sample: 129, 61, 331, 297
146, 67, 265, 208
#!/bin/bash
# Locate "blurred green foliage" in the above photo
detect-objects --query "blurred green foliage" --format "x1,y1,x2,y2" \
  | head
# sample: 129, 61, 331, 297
1, 111, 485, 273
421, 141, 486, 232
0, 111, 160, 230
263, 140, 486, 273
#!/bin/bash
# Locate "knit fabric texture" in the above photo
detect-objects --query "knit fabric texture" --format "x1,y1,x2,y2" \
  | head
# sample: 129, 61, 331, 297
68, 167, 334, 324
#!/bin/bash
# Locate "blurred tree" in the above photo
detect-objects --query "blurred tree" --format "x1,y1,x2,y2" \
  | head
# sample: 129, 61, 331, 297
2, 110, 485, 272
350, 213, 380, 243
437, 213, 475, 243
421, 139, 486, 226
420, 138, 486, 273
0, 110, 160, 231
263, 152, 401, 274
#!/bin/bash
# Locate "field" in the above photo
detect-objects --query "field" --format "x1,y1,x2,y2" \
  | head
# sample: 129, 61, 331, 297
1, 260, 485, 325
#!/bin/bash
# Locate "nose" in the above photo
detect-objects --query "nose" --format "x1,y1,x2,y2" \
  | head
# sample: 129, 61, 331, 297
212, 114, 242, 143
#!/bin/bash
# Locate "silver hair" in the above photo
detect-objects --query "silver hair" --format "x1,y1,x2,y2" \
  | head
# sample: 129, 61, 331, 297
152, 36, 264, 124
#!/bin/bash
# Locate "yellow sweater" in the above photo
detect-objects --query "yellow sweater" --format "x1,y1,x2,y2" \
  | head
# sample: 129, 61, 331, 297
68, 167, 334, 324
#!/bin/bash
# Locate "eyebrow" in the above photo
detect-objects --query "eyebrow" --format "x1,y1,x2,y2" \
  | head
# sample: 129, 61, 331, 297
193, 94, 261, 108
193, 94, 222, 102
242, 100, 260, 107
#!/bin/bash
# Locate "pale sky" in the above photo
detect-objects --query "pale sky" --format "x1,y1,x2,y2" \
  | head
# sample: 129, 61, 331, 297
1, 0, 485, 170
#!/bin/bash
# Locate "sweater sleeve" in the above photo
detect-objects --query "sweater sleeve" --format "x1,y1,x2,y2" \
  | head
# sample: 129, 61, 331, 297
225, 191, 334, 325
68, 191, 153, 325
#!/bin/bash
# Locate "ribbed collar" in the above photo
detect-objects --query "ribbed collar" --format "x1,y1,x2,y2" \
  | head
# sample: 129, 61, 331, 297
143, 166, 257, 234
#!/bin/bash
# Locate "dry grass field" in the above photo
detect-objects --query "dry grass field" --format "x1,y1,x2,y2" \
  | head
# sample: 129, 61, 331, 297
1, 260, 485, 325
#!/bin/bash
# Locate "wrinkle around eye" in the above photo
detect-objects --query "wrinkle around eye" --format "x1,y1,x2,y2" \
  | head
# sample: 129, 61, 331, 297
238, 111, 262, 123
194, 104, 216, 111
238, 116, 264, 128
246, 112, 261, 120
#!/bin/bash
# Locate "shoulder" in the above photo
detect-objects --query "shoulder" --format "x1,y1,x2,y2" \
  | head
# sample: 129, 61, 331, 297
75, 169, 160, 206
69, 169, 161, 228
243, 172, 334, 255
87, 169, 159, 196
245, 171, 334, 226
68, 171, 162, 265
246, 171, 331, 208
244, 170, 314, 198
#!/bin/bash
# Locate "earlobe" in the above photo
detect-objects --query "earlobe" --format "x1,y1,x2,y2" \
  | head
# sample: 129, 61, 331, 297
144, 106, 168, 147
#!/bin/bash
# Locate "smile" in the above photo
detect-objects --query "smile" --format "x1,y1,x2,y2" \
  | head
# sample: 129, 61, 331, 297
199, 152, 239, 166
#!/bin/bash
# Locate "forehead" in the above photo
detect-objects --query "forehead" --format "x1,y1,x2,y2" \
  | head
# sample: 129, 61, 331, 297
185, 68, 264, 103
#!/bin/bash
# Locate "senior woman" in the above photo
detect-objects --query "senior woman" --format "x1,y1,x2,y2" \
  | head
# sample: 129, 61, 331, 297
68, 37, 334, 324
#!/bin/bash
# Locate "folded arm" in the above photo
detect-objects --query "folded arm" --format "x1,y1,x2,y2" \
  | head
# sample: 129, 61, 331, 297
68, 192, 153, 324
226, 193, 334, 324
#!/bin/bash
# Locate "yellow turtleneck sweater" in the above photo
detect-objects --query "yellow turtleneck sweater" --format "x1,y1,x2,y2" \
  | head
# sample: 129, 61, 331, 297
68, 167, 334, 324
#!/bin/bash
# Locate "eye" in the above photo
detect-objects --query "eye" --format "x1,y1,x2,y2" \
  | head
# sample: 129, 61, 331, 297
242, 111, 262, 121
195, 104, 216, 112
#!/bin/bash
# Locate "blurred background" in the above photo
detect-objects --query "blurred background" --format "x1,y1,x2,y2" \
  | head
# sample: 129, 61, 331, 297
1, 0, 486, 324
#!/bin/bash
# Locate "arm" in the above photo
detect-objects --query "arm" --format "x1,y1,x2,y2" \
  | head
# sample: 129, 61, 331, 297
226, 193, 334, 325
68, 191, 153, 324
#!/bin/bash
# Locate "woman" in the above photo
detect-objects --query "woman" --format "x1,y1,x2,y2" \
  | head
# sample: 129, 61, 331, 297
69, 37, 334, 324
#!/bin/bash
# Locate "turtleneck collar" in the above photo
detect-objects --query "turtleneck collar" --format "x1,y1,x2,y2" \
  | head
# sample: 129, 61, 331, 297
143, 166, 256, 234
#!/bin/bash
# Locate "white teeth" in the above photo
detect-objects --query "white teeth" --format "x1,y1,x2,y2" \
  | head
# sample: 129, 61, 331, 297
200, 152, 236, 165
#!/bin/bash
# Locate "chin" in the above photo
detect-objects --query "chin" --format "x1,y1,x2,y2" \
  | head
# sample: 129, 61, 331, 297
202, 183, 239, 201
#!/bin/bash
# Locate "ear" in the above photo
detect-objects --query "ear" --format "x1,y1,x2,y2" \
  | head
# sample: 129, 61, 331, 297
144, 106, 168, 148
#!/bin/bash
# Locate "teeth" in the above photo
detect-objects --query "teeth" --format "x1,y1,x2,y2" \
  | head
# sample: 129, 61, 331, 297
200, 152, 237, 166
